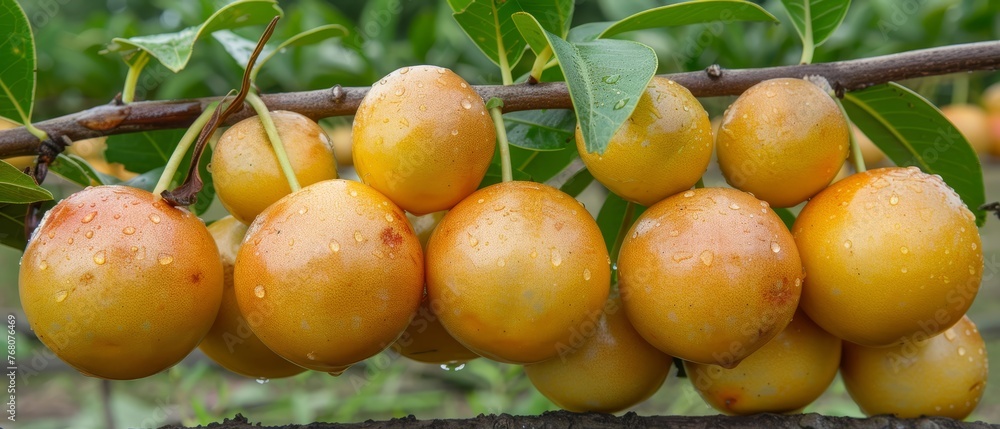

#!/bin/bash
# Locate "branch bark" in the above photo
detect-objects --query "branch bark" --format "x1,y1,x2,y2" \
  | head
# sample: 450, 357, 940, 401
158, 412, 999, 429
2, 41, 999, 158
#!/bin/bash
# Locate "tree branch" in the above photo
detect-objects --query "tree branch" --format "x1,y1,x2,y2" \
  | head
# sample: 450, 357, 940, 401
2, 41, 999, 158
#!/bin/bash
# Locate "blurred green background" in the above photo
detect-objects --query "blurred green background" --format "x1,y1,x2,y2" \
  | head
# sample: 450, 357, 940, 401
2, 0, 1000, 427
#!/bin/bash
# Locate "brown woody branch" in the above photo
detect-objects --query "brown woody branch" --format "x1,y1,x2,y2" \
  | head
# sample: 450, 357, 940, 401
1, 41, 999, 158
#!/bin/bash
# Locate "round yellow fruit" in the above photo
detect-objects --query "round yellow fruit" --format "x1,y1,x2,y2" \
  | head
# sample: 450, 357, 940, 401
352, 65, 496, 215
234, 180, 424, 374
940, 104, 991, 154
793, 167, 982, 347
426, 181, 610, 364
716, 78, 849, 208
577, 77, 713, 206
213, 111, 338, 224
198, 216, 306, 379
841, 315, 988, 419
525, 296, 672, 413
684, 310, 841, 414
392, 296, 480, 365
19, 186, 224, 380
618, 187, 802, 367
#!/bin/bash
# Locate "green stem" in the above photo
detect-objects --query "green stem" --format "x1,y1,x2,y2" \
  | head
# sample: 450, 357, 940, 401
799, 4, 815, 65
528, 45, 553, 83
489, 106, 513, 183
122, 52, 150, 104
247, 91, 301, 192
152, 102, 219, 197
834, 98, 866, 173
0, 80, 47, 141
952, 75, 969, 105
609, 202, 636, 268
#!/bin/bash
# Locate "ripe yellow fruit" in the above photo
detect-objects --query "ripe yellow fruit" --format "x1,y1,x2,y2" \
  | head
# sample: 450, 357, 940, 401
577, 77, 713, 206
684, 310, 841, 414
716, 78, 849, 208
234, 180, 424, 374
793, 167, 982, 347
940, 104, 991, 154
198, 216, 305, 379
392, 296, 480, 365
426, 181, 610, 364
982, 81, 1000, 114
618, 187, 802, 367
524, 296, 672, 413
353, 65, 496, 215
213, 111, 338, 224
841, 315, 988, 419
19, 186, 223, 380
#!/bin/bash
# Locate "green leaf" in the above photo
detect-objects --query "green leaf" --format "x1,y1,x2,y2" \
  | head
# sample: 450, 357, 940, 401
559, 168, 594, 197
513, 12, 657, 155
568, 22, 614, 43
773, 208, 797, 231
504, 109, 576, 151
480, 163, 531, 189
600, 0, 778, 39
105, 129, 187, 174
0, 203, 28, 250
780, 0, 851, 47
0, 159, 51, 204
596, 193, 644, 256
49, 154, 118, 188
120, 168, 163, 192
0, 0, 36, 124
452, 0, 574, 71
511, 146, 577, 183
842, 83, 986, 226
215, 25, 348, 75
108, 0, 282, 72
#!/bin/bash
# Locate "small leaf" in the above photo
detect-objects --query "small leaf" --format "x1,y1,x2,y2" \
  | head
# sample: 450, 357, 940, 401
842, 83, 986, 226
215, 24, 348, 74
773, 207, 796, 231
0, 159, 51, 204
49, 154, 118, 188
780, 0, 851, 47
559, 168, 594, 197
0, 0, 37, 124
108, 0, 282, 72
504, 109, 576, 151
452, 0, 574, 71
0, 203, 28, 250
600, 0, 778, 39
513, 12, 656, 155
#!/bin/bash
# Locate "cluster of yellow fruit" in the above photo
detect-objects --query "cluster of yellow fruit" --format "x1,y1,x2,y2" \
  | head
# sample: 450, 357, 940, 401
16, 67, 988, 419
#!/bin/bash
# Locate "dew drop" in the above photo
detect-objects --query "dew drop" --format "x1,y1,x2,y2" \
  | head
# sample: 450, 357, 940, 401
441, 363, 466, 371
158, 253, 173, 265
254, 285, 266, 298
81, 211, 97, 223
958, 347, 967, 356
113, 213, 121, 220
729, 203, 740, 210
889, 194, 899, 205
451, 129, 459, 136
148, 214, 161, 224
67, 238, 74, 245
385, 213, 394, 222
901, 267, 908, 273
350, 190, 358, 197
699, 250, 714, 266
298, 207, 309, 215
123, 226, 136, 235
468, 234, 478, 247
843, 240, 852, 249
46, 231, 55, 239
55, 290, 68, 302
461, 99, 473, 109
668, 230, 680, 237
971, 242, 978, 250
307, 352, 317, 360
477, 198, 485, 204
550, 249, 562, 267
583, 268, 592, 281
969, 266, 976, 275
770, 242, 781, 253
900, 246, 909, 254
683, 191, 695, 198
39, 260, 48, 270
601, 74, 621, 84
529, 250, 537, 259
497, 258, 506, 267
327, 239, 341, 253
93, 250, 107, 265
419, 105, 427, 111
355, 231, 364, 242
394, 88, 406, 96
672, 252, 692, 262
256, 377, 269, 384
85, 230, 94, 239
944, 329, 957, 341
613, 98, 629, 110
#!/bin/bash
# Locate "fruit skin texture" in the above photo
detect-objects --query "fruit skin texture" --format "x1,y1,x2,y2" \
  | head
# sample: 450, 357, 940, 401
940, 104, 991, 154
426, 181, 610, 364
617, 187, 802, 368
524, 296, 672, 413
841, 315, 988, 419
353, 65, 496, 215
198, 216, 305, 379
684, 310, 841, 415
576, 77, 713, 206
213, 110, 338, 225
19, 186, 223, 380
792, 167, 982, 347
234, 179, 424, 374
716, 78, 849, 208
392, 296, 480, 365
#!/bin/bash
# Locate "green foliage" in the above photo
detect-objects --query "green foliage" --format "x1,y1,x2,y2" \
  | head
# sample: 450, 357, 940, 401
0, 159, 50, 203
780, 0, 852, 49
48, 154, 117, 188
599, 0, 778, 39
0, 0, 35, 125
214, 24, 348, 80
504, 109, 575, 151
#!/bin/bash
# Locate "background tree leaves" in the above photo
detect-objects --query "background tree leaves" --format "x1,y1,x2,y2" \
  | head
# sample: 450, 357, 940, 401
0, 0, 37, 124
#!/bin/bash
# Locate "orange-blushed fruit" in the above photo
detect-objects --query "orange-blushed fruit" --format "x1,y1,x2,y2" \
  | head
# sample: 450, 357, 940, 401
234, 179, 424, 374
426, 181, 610, 364
940, 104, 991, 154
525, 296, 672, 413
716, 78, 849, 207
213, 111, 338, 224
577, 77, 713, 206
684, 310, 841, 414
198, 216, 306, 379
352, 65, 495, 215
841, 315, 988, 419
792, 167, 982, 347
617, 187, 802, 367
19, 186, 224, 380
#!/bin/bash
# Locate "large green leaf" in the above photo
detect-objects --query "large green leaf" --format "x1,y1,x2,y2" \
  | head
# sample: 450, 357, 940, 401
0, 203, 28, 250
108, 0, 282, 72
0, 159, 51, 204
214, 24, 347, 76
513, 12, 656, 155
780, 0, 851, 48
504, 109, 576, 151
452, 0, 574, 72
842, 83, 986, 226
600, 0, 778, 38
0, 0, 36, 124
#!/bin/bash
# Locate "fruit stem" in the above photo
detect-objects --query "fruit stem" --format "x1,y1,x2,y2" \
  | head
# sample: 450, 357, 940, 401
152, 101, 219, 197
528, 45, 553, 84
609, 202, 636, 268
488, 105, 513, 183
122, 52, 150, 104
247, 91, 302, 192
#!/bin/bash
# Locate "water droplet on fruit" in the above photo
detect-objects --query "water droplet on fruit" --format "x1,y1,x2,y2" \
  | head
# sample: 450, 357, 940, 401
900, 246, 909, 254
958, 347, 967, 356
683, 191, 694, 198
468, 234, 478, 246
668, 230, 679, 237
329, 240, 341, 253
672, 252, 692, 262
583, 268, 591, 281
256, 377, 269, 384
550, 249, 562, 267
971, 242, 978, 250
944, 329, 957, 341
254, 285, 266, 298
85, 230, 94, 239
419, 104, 427, 111
496, 258, 506, 267
451, 129, 459, 136
700, 250, 714, 266
477, 198, 485, 204
122, 226, 135, 235
529, 250, 537, 258
158, 253, 173, 265
394, 88, 406, 96
441, 363, 466, 371
93, 250, 106, 265
901, 267, 908, 273
350, 190, 358, 197
38, 260, 48, 270
771, 242, 781, 253
970, 266, 976, 275
843, 240, 852, 249
355, 231, 364, 242
889, 194, 899, 205
148, 214, 160, 224
729, 203, 740, 210
55, 290, 68, 302
81, 211, 97, 223
461, 99, 473, 109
